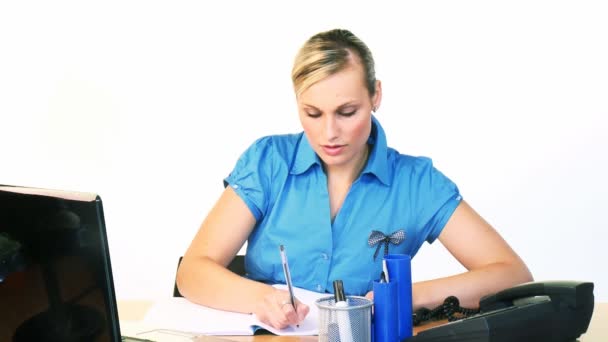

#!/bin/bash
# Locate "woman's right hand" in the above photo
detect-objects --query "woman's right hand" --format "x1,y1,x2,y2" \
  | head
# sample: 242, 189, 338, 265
253, 287, 310, 329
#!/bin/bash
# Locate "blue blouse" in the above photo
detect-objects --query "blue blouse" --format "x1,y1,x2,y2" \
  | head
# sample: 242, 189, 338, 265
224, 115, 462, 295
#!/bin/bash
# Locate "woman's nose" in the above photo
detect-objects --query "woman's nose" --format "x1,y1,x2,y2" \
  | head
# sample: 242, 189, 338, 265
323, 115, 339, 141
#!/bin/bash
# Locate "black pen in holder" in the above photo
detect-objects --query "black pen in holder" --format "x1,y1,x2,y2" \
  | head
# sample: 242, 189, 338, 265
315, 281, 372, 342
333, 280, 354, 342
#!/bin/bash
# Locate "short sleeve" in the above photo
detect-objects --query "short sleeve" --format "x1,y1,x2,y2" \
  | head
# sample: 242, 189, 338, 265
411, 157, 462, 244
223, 136, 274, 221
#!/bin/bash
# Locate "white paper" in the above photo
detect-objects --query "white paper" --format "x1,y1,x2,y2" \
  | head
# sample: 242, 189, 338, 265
141, 284, 329, 336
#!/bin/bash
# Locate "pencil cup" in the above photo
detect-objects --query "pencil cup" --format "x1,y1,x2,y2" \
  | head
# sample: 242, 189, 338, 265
372, 280, 399, 342
316, 296, 373, 342
384, 254, 413, 341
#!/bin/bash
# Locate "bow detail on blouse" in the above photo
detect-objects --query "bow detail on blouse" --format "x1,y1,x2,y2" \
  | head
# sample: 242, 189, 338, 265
368, 229, 406, 260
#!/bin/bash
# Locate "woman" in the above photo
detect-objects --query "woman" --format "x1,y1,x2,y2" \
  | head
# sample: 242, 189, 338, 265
176, 28, 532, 329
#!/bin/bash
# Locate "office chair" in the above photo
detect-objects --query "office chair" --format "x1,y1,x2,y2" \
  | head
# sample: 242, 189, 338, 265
173, 255, 246, 297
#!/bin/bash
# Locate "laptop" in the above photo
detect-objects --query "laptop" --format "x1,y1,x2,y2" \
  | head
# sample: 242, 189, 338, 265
0, 185, 124, 342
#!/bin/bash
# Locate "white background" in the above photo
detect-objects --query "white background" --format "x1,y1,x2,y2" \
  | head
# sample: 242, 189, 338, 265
1, 1, 607, 302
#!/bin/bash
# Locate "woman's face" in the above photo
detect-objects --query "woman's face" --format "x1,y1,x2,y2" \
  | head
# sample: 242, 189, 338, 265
297, 61, 381, 171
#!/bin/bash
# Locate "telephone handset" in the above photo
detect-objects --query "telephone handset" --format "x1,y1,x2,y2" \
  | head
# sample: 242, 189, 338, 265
407, 281, 595, 342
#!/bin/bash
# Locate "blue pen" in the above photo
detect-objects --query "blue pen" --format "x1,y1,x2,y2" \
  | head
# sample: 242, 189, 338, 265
279, 244, 299, 327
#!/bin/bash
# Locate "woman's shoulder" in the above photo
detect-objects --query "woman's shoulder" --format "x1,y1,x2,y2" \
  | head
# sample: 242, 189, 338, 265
386, 148, 456, 190
387, 147, 434, 171
242, 132, 304, 162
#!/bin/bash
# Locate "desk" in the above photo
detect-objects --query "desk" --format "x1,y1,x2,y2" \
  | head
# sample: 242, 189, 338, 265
118, 301, 607, 341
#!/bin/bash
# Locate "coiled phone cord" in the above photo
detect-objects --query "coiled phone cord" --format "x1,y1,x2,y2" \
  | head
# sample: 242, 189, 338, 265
413, 296, 480, 326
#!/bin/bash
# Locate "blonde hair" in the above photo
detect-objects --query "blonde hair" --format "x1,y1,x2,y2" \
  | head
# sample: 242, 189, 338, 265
291, 29, 376, 98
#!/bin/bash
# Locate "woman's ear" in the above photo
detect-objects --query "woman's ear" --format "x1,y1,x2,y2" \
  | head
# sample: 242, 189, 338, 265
372, 80, 383, 112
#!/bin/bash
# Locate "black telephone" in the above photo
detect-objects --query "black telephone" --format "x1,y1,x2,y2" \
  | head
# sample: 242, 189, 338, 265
406, 281, 595, 342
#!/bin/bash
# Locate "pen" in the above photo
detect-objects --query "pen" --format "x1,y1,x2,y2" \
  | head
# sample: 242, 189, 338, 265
279, 244, 298, 326
382, 259, 390, 282
333, 280, 354, 342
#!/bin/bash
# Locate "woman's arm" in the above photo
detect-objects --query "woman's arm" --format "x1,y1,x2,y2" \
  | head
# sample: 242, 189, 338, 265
176, 187, 309, 328
412, 200, 533, 309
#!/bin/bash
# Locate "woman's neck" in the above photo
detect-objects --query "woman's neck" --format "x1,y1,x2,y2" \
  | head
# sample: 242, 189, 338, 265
324, 144, 370, 184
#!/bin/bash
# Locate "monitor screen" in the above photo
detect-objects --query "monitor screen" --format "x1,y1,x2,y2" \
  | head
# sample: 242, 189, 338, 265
0, 186, 121, 342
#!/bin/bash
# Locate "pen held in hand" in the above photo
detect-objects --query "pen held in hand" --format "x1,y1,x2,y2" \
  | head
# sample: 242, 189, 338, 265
279, 244, 299, 327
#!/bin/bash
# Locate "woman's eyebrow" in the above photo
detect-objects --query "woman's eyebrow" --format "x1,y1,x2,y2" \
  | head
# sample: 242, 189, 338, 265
301, 103, 321, 111
336, 101, 359, 110
302, 101, 359, 111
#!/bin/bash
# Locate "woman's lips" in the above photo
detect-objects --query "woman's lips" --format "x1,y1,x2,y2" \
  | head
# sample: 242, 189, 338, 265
322, 145, 345, 156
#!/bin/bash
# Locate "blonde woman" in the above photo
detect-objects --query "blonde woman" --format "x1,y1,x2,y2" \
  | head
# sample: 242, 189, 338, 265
176, 28, 532, 329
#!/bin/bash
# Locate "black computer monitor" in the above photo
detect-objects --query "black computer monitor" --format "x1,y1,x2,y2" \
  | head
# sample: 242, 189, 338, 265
0, 185, 121, 342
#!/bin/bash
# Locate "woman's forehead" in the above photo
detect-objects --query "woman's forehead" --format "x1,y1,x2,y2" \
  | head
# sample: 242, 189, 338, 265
298, 64, 368, 106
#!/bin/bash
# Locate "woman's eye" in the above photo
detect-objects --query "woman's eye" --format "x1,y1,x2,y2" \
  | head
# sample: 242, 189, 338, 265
306, 112, 321, 118
338, 110, 356, 117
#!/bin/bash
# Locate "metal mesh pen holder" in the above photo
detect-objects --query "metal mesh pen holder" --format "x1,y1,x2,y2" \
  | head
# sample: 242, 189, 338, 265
316, 296, 373, 342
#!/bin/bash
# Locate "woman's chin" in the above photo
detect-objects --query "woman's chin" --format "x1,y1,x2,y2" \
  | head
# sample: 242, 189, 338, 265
320, 155, 350, 168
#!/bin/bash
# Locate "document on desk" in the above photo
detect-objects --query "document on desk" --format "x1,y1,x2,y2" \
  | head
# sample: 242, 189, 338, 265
142, 284, 328, 336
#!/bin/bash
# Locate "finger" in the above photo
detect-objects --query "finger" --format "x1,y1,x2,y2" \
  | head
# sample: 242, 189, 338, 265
365, 291, 374, 301
295, 302, 310, 322
281, 301, 299, 325
268, 303, 290, 329
261, 293, 290, 329
271, 299, 294, 329
257, 309, 285, 330
271, 314, 290, 330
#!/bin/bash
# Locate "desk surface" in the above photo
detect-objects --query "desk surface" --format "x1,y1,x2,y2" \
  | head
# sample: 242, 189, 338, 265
118, 301, 607, 341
